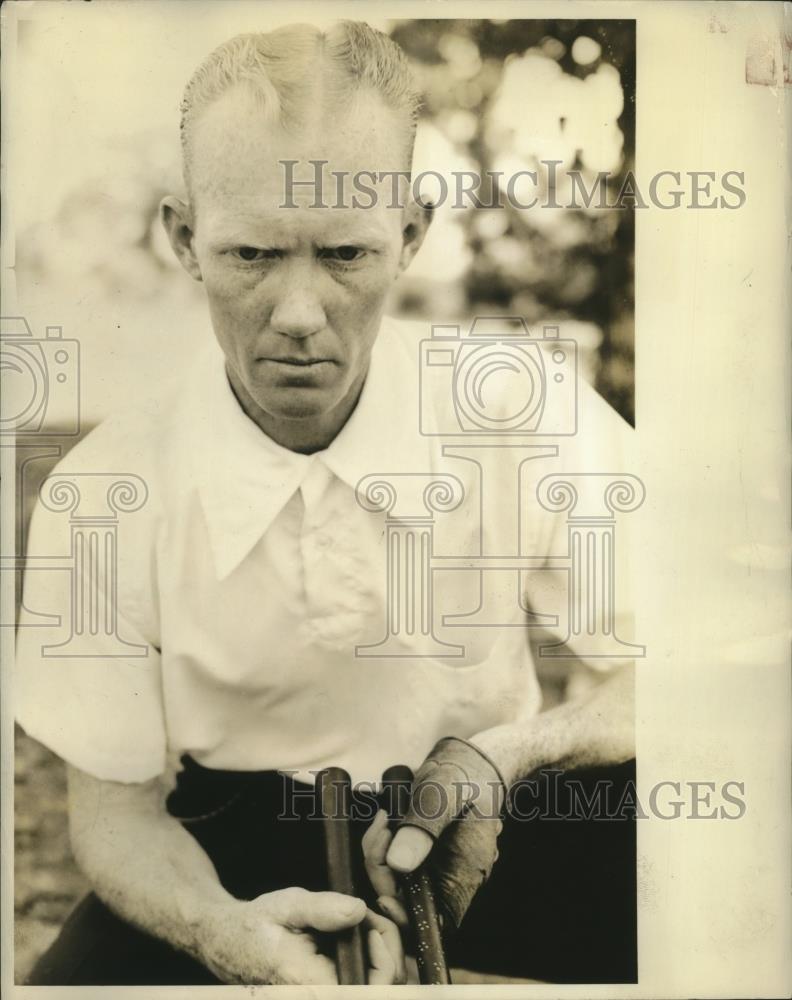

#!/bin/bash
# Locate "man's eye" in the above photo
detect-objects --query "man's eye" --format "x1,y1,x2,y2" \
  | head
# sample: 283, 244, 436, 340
233, 247, 276, 262
321, 246, 365, 263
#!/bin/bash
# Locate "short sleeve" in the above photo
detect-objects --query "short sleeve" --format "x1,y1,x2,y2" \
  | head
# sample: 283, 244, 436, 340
15, 494, 166, 784
522, 379, 639, 673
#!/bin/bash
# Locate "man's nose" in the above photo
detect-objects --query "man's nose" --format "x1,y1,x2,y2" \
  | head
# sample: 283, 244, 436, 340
269, 268, 327, 339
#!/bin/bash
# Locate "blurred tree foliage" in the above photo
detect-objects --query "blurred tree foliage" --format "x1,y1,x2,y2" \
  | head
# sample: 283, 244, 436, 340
389, 19, 636, 424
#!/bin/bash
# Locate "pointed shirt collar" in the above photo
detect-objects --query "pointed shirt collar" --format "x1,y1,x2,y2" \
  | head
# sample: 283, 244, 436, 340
178, 318, 433, 579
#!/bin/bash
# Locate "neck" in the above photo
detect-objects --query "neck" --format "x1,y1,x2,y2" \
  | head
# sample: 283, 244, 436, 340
226, 366, 367, 454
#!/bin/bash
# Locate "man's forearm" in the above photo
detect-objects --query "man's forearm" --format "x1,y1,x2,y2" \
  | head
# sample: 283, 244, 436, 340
66, 765, 401, 985
472, 663, 635, 786
67, 765, 236, 968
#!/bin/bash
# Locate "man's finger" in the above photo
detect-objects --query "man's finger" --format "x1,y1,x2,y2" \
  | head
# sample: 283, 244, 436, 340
361, 808, 389, 854
275, 888, 366, 932
386, 826, 433, 873
363, 811, 400, 898
366, 929, 395, 985
377, 894, 409, 928
277, 940, 339, 986
367, 857, 400, 901
365, 909, 407, 984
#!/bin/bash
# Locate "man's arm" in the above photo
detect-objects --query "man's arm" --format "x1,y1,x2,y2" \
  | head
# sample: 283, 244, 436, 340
471, 659, 635, 786
371, 384, 639, 914
365, 664, 634, 929
67, 766, 405, 985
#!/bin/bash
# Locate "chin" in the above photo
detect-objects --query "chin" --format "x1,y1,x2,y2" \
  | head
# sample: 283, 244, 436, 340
273, 404, 329, 421
259, 392, 335, 422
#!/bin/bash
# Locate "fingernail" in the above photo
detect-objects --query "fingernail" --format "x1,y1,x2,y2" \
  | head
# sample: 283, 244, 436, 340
342, 898, 364, 917
387, 840, 422, 872
377, 895, 391, 914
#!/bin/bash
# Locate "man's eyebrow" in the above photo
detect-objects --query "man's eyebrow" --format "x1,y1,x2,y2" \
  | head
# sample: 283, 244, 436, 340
205, 229, 295, 251
316, 234, 389, 249
313, 220, 392, 247
207, 232, 389, 253
203, 212, 392, 250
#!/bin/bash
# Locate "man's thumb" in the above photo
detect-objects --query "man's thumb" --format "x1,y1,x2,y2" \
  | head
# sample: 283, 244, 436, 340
387, 826, 433, 873
287, 891, 366, 932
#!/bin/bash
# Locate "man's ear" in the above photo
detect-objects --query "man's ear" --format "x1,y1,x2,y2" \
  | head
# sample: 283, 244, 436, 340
397, 199, 433, 274
160, 196, 202, 281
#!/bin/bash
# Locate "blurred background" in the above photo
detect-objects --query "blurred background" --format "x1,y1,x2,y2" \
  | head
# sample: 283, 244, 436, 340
8, 6, 634, 981
392, 18, 635, 425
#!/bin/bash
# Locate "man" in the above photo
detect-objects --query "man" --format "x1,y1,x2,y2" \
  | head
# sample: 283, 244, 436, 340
17, 22, 637, 985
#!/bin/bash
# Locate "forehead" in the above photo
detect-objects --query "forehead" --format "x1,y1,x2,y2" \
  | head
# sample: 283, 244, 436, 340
189, 86, 408, 228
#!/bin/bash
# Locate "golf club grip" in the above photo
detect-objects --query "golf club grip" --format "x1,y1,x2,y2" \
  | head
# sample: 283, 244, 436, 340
381, 765, 451, 985
317, 768, 367, 985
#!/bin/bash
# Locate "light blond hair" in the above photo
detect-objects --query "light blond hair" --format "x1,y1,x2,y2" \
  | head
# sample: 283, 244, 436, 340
180, 21, 420, 190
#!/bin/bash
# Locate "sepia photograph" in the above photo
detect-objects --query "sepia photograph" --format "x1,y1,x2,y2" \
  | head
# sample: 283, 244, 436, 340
1, 1, 789, 996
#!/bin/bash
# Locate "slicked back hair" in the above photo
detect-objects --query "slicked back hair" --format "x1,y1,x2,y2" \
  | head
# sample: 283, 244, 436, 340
180, 21, 420, 193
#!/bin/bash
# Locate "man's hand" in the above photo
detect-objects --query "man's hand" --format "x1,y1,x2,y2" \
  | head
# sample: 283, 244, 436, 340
365, 664, 635, 933
364, 808, 503, 933
364, 737, 506, 932
202, 889, 406, 985
67, 766, 405, 985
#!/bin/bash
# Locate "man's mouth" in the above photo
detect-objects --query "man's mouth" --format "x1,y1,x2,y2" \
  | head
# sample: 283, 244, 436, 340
260, 357, 334, 367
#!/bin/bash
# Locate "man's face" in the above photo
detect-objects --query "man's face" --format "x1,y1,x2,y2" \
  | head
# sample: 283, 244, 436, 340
174, 86, 421, 449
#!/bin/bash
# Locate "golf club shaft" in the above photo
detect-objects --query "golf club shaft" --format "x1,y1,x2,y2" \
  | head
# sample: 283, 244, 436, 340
381, 765, 451, 985
317, 767, 367, 985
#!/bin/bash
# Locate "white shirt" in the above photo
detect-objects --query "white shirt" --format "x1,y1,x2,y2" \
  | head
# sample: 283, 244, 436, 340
15, 316, 635, 785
